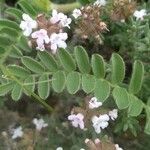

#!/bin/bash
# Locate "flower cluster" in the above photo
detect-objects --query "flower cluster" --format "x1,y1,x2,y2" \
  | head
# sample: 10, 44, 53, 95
85, 138, 123, 150
111, 0, 137, 21
68, 97, 118, 134
72, 4, 108, 43
20, 10, 71, 53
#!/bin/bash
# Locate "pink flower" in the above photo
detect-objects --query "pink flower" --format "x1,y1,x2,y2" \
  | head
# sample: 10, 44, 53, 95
50, 32, 68, 53
31, 29, 50, 51
68, 113, 84, 129
89, 97, 102, 109
20, 14, 37, 36
50, 10, 72, 28
92, 114, 109, 134
109, 109, 118, 121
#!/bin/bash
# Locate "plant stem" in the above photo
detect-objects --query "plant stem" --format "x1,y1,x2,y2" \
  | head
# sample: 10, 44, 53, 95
51, 2, 81, 13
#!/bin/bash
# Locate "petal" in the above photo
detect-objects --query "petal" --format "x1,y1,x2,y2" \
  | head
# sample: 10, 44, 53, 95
72, 120, 79, 128
79, 121, 84, 129
23, 28, 32, 36
77, 113, 84, 120
68, 114, 75, 120
58, 41, 67, 49
20, 21, 27, 30
22, 13, 32, 21
51, 43, 57, 51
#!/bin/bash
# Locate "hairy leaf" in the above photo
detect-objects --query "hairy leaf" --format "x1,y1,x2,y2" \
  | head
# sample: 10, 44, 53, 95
74, 46, 90, 73
58, 48, 76, 72
38, 51, 58, 72
52, 71, 66, 93
91, 54, 105, 78
129, 60, 144, 94
128, 95, 143, 117
21, 56, 45, 74
94, 79, 110, 102
113, 87, 129, 109
111, 53, 125, 84
82, 74, 95, 93
38, 74, 50, 99
66, 71, 80, 94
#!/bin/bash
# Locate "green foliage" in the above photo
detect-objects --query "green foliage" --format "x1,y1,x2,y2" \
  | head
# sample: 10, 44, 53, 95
21, 57, 45, 74
74, 46, 91, 73
111, 53, 125, 85
11, 83, 22, 101
91, 54, 105, 78
113, 87, 129, 109
94, 79, 110, 102
129, 60, 144, 94
82, 74, 95, 93
38, 51, 58, 72
52, 71, 66, 93
66, 71, 80, 94
38, 74, 50, 99
58, 48, 76, 72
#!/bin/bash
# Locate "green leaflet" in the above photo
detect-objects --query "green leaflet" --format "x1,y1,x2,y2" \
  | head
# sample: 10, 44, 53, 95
24, 76, 35, 96
0, 19, 20, 31
52, 71, 66, 93
66, 71, 80, 94
129, 60, 144, 94
58, 48, 76, 72
38, 51, 58, 72
82, 74, 95, 93
17, 0, 37, 17
94, 79, 110, 102
5, 8, 23, 21
145, 107, 150, 135
128, 94, 143, 117
111, 53, 125, 84
0, 36, 13, 47
11, 83, 23, 101
21, 56, 45, 74
9, 46, 23, 58
113, 87, 129, 109
7, 65, 30, 78
38, 74, 50, 99
91, 54, 105, 78
74, 46, 90, 73
17, 36, 32, 52
0, 27, 19, 39
0, 82, 14, 96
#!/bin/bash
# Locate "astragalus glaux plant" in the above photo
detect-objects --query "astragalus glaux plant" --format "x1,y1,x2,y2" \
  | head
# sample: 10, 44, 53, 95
0, 0, 149, 149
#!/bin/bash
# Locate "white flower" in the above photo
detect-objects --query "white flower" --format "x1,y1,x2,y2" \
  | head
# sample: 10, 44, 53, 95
32, 118, 48, 131
50, 32, 68, 53
50, 9, 72, 28
89, 97, 102, 109
115, 144, 123, 150
31, 29, 50, 51
80, 149, 85, 150
109, 109, 118, 121
68, 113, 85, 129
56, 147, 63, 150
72, 9, 82, 19
11, 126, 23, 139
133, 9, 147, 20
94, 0, 107, 6
20, 13, 37, 36
92, 114, 109, 134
